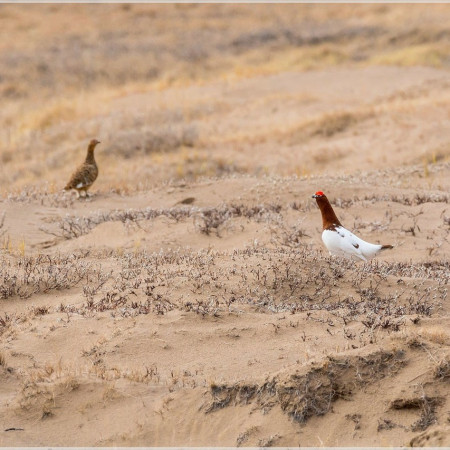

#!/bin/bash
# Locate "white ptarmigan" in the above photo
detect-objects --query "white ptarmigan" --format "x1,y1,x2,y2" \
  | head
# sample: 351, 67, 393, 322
312, 191, 393, 261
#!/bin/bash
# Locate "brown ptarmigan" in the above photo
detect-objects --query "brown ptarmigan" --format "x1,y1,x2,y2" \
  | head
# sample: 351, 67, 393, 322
64, 139, 100, 197
312, 191, 393, 261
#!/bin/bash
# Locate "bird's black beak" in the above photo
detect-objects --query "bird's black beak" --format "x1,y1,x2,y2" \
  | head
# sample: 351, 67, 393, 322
312, 194, 319, 198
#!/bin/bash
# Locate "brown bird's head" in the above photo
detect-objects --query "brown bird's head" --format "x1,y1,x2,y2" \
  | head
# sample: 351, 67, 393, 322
89, 139, 101, 149
312, 191, 342, 230
85, 139, 101, 163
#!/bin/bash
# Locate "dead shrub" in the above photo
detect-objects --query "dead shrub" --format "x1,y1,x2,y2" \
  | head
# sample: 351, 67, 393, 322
206, 350, 406, 424
390, 395, 444, 432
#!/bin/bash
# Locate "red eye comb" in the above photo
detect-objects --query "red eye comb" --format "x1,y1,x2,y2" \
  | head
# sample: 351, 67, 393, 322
315, 191, 324, 196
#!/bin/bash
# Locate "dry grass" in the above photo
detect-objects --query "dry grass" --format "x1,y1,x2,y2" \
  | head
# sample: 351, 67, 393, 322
1, 5, 450, 193
419, 328, 450, 346
288, 109, 375, 143
370, 43, 450, 68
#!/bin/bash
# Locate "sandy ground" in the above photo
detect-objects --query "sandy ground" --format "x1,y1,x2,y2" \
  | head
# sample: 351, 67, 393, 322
1, 4, 450, 448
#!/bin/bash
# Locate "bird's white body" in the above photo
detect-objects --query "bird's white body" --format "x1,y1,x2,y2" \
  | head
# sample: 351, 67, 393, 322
322, 226, 385, 262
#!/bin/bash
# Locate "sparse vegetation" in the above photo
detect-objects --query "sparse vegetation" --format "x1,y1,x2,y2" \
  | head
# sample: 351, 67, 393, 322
0, 254, 99, 300
40, 203, 283, 240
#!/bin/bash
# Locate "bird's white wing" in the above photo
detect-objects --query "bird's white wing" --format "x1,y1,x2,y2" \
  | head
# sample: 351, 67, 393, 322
335, 227, 368, 261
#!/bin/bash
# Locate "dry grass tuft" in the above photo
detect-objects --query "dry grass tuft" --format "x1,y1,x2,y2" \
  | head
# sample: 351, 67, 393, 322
434, 358, 450, 381
236, 426, 259, 447
419, 328, 449, 345
286, 109, 375, 145
0, 213, 6, 238
370, 44, 449, 68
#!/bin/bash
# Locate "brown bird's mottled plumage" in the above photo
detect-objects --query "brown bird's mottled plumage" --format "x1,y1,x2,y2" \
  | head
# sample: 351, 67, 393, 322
64, 139, 100, 197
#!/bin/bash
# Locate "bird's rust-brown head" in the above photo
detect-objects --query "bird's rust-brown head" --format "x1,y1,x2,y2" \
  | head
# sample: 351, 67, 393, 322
312, 191, 342, 231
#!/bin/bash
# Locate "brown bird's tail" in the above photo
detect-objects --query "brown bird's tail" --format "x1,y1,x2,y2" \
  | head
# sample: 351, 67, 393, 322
380, 244, 394, 250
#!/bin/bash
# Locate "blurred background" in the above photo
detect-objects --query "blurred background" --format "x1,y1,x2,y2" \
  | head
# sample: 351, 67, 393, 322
0, 3, 449, 194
